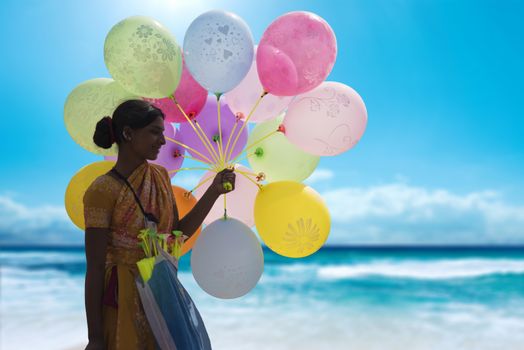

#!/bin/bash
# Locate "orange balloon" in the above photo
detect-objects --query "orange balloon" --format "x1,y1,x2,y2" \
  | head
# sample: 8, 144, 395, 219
172, 185, 202, 256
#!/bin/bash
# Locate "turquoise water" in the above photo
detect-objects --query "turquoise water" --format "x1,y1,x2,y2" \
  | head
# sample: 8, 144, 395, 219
1, 246, 524, 349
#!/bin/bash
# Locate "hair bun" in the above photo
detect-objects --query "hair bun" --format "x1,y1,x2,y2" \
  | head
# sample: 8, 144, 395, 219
93, 116, 115, 149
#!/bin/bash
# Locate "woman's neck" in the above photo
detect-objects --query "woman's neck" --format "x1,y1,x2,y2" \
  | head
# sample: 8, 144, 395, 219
113, 147, 147, 178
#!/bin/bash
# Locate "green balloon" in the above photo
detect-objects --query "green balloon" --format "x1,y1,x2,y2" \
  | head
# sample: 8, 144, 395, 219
64, 78, 137, 156
247, 115, 320, 182
104, 16, 183, 98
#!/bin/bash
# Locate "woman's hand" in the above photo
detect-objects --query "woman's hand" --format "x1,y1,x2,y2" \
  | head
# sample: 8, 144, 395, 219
210, 167, 236, 196
176, 167, 236, 237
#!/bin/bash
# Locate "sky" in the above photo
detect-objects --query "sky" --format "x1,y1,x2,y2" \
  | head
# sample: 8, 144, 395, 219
1, 0, 523, 246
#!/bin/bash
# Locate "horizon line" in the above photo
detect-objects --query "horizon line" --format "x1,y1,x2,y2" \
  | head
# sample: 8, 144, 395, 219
2, 244, 524, 250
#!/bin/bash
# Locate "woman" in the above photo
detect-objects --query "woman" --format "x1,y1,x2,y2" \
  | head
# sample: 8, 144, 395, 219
83, 100, 235, 350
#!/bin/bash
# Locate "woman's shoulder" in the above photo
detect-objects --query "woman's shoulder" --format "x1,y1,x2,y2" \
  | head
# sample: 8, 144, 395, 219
83, 173, 121, 228
84, 173, 122, 203
88, 173, 121, 191
149, 163, 170, 179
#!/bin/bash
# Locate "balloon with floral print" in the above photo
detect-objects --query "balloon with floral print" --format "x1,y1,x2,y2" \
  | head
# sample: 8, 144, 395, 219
254, 181, 330, 258
257, 11, 337, 96
64, 78, 137, 156
283, 82, 367, 156
104, 16, 183, 98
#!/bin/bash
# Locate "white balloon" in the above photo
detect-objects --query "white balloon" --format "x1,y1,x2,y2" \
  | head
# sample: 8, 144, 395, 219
183, 10, 254, 93
191, 218, 264, 299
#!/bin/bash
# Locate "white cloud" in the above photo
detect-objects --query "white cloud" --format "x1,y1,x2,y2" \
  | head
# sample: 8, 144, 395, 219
0, 196, 81, 246
305, 168, 335, 185
322, 183, 524, 245
0, 196, 68, 227
3, 181, 524, 246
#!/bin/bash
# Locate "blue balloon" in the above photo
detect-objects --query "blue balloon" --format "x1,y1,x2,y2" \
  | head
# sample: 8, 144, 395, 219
183, 10, 254, 94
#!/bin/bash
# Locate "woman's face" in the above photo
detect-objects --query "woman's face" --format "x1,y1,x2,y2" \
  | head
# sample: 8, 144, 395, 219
126, 116, 166, 160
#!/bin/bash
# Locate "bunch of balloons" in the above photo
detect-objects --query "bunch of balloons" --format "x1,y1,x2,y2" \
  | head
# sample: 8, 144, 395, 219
64, 10, 367, 299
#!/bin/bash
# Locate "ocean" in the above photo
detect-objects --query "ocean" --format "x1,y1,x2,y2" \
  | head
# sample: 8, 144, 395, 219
1, 246, 523, 350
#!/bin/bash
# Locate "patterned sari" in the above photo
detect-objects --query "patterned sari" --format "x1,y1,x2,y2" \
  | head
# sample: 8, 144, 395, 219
84, 161, 177, 349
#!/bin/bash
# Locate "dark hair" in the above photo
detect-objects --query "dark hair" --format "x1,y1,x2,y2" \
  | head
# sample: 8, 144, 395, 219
93, 100, 164, 149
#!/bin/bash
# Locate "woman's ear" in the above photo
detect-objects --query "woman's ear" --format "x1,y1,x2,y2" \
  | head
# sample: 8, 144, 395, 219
122, 126, 133, 141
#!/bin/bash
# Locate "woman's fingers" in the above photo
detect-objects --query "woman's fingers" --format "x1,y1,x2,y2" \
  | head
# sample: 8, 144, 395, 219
222, 173, 235, 192
225, 173, 235, 181
219, 167, 235, 175
225, 174, 235, 185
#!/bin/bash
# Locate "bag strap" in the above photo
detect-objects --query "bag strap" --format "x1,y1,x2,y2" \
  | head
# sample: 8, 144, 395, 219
110, 168, 158, 224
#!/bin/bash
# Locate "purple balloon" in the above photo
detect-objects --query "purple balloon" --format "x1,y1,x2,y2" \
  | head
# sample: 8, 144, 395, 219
179, 95, 248, 164
150, 121, 185, 177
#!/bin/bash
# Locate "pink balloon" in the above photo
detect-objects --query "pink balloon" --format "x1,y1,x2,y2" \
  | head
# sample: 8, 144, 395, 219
224, 47, 294, 123
195, 165, 259, 227
257, 45, 298, 96
283, 82, 367, 156
257, 11, 337, 96
145, 63, 207, 123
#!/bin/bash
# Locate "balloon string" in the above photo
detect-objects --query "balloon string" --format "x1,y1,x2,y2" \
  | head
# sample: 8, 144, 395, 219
189, 174, 215, 194
179, 153, 218, 169
172, 96, 221, 165
223, 193, 227, 220
216, 94, 225, 168
237, 172, 263, 189
235, 169, 259, 178
185, 104, 222, 166
194, 120, 222, 166
169, 95, 218, 162
178, 154, 214, 165
223, 117, 239, 164
226, 90, 268, 165
165, 136, 214, 164
170, 95, 221, 165
168, 167, 213, 174
234, 152, 256, 164
230, 129, 279, 164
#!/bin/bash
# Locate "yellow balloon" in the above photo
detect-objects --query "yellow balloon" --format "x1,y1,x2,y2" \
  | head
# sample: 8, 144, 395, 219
104, 16, 183, 98
64, 78, 137, 156
65, 161, 115, 230
254, 181, 330, 258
